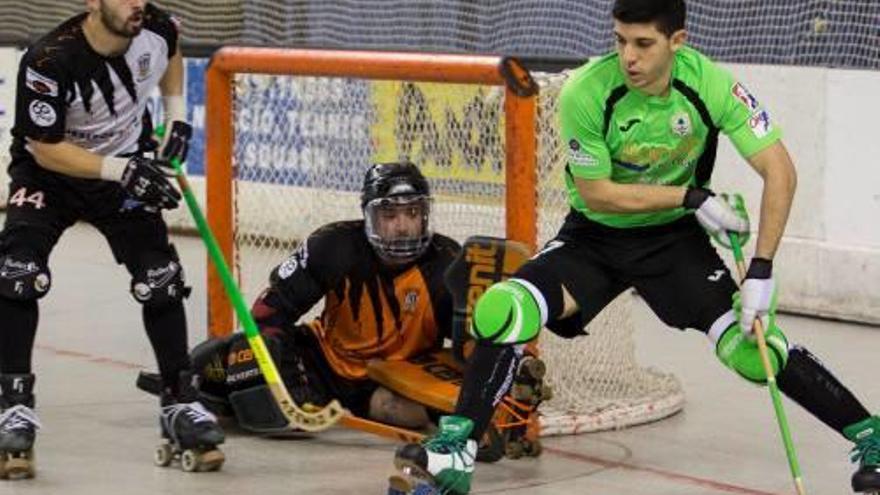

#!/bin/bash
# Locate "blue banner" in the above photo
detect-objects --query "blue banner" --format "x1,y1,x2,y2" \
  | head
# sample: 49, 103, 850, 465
185, 57, 208, 176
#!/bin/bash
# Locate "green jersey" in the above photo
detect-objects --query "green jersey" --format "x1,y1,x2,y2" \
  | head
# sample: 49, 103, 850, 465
559, 45, 782, 228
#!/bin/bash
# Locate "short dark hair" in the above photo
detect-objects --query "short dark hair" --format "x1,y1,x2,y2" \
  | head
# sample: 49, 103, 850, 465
612, 0, 686, 37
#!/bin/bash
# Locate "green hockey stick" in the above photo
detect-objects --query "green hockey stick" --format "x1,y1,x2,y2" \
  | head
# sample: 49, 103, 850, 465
167, 154, 344, 432
727, 232, 806, 495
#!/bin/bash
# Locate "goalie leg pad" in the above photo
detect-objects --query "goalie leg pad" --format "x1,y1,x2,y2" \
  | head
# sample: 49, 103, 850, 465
472, 279, 546, 345
0, 253, 50, 301
229, 384, 289, 433
715, 321, 789, 384
225, 333, 283, 389
190, 336, 233, 396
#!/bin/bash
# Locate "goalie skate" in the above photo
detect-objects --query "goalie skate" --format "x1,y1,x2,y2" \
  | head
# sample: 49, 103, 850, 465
496, 355, 551, 459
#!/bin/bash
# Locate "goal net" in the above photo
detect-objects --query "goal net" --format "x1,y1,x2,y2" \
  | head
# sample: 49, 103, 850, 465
2, 1, 876, 70
205, 48, 684, 436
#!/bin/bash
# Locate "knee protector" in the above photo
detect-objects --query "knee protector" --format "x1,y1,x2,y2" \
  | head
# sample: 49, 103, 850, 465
0, 254, 50, 301
130, 250, 189, 308
715, 322, 789, 384
471, 279, 546, 345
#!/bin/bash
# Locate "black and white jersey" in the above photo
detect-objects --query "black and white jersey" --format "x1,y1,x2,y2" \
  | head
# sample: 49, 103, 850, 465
9, 3, 178, 171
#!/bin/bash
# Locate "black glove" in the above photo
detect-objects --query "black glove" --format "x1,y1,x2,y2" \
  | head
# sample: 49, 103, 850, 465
120, 157, 181, 210
160, 121, 193, 164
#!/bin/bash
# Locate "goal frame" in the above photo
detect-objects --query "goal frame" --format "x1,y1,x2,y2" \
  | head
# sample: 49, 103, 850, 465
205, 47, 539, 338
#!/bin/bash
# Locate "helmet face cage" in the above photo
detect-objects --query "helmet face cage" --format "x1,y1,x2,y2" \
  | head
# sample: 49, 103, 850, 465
363, 195, 433, 264
360, 161, 433, 263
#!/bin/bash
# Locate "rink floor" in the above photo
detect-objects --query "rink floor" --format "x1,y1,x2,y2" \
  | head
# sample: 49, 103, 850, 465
12, 222, 879, 494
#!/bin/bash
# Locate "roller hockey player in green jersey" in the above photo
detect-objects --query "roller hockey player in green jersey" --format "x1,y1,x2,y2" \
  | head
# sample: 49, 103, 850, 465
389, 1, 879, 493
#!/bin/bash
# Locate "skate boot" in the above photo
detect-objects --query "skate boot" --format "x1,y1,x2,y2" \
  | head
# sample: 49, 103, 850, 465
155, 371, 226, 472
139, 338, 233, 417
501, 355, 550, 459
845, 416, 880, 494
0, 374, 39, 480
390, 415, 477, 495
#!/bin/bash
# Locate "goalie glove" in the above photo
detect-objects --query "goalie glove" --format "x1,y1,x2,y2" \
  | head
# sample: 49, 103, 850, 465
102, 156, 181, 210
733, 257, 777, 337
684, 187, 750, 248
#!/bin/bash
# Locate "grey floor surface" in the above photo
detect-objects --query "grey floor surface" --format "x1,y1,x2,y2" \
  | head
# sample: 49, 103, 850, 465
6, 222, 878, 494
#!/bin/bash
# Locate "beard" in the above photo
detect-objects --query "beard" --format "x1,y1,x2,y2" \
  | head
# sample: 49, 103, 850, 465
99, 3, 143, 38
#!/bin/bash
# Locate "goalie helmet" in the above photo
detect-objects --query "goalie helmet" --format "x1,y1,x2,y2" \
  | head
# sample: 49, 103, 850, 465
361, 161, 433, 264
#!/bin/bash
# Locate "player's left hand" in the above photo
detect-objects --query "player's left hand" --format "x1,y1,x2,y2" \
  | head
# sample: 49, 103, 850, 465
160, 121, 192, 163
733, 257, 777, 336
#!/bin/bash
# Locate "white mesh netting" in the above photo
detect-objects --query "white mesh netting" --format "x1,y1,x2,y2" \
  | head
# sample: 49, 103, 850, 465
2, 1, 876, 69
227, 69, 684, 435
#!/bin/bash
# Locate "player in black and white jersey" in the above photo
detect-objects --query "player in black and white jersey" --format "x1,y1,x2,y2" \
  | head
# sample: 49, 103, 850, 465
0, 1, 224, 477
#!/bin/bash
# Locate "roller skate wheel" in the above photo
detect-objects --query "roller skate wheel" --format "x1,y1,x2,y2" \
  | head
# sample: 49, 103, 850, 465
154, 444, 173, 467
521, 357, 546, 379
180, 450, 200, 472
3, 451, 35, 479
198, 449, 225, 472
505, 441, 525, 459
389, 473, 440, 495
388, 474, 413, 494
524, 439, 542, 457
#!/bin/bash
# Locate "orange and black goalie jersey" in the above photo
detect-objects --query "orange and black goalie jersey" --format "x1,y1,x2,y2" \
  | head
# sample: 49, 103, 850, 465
252, 220, 461, 381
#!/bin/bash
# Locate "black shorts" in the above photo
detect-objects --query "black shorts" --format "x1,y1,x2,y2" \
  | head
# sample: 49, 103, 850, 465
516, 210, 738, 337
0, 163, 174, 273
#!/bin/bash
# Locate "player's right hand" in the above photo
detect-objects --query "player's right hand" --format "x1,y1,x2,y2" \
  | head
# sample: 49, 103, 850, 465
119, 156, 181, 210
684, 187, 749, 243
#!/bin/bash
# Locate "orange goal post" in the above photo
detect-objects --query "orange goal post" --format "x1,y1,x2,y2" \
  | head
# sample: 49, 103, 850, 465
203, 47, 685, 436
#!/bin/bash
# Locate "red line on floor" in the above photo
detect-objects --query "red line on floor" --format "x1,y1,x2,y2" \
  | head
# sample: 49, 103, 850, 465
544, 446, 789, 495
35, 344, 146, 370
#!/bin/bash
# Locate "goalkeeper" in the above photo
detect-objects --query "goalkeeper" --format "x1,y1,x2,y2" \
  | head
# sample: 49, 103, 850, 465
390, 1, 879, 494
142, 162, 461, 431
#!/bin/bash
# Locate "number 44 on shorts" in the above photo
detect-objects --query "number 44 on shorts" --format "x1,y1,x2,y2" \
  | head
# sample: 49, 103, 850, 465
9, 187, 46, 210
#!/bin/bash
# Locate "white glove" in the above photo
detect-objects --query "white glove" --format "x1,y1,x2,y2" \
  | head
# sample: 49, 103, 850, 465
739, 278, 776, 335
683, 187, 749, 238
735, 258, 777, 336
